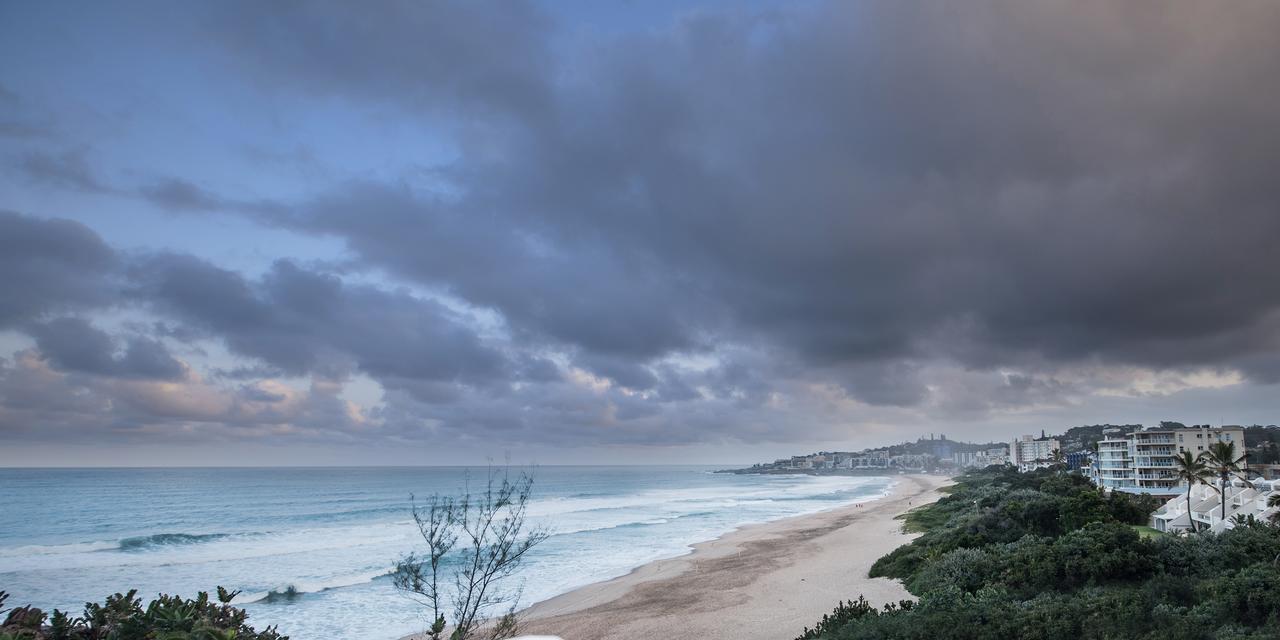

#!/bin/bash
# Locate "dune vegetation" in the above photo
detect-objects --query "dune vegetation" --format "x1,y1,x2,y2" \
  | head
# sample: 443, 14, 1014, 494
799, 466, 1280, 639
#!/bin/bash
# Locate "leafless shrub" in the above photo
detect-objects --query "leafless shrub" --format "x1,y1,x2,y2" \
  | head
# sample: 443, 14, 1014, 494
395, 468, 549, 640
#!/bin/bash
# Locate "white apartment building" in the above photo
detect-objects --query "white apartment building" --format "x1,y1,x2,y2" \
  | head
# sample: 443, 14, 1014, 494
952, 447, 1011, 468
889, 454, 932, 470
1095, 437, 1134, 490
1090, 425, 1246, 495
847, 453, 891, 469
1009, 435, 1061, 472
1150, 477, 1279, 534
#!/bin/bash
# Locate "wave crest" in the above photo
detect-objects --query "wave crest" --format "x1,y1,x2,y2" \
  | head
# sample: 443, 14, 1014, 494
117, 533, 231, 551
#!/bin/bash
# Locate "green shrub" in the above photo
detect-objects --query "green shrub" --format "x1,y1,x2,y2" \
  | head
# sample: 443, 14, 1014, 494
0, 587, 286, 640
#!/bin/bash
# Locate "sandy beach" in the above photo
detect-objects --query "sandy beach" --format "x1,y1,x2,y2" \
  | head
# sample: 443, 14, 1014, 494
509, 473, 952, 640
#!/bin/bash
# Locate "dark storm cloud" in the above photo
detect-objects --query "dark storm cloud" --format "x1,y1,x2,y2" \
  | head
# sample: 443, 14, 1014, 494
274, 182, 706, 369
5, 1, 1280, 457
130, 254, 508, 385
210, 0, 1280, 407
0, 211, 119, 327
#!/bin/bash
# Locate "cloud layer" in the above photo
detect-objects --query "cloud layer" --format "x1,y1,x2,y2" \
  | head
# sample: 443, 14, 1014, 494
1, 1, 1279, 462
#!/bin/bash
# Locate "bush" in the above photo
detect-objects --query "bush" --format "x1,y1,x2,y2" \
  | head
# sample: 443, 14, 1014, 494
0, 587, 286, 640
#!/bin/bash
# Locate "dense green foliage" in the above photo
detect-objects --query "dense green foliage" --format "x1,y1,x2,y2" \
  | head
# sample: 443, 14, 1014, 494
801, 467, 1280, 640
1243, 425, 1280, 464
0, 587, 286, 640
1056, 424, 1142, 454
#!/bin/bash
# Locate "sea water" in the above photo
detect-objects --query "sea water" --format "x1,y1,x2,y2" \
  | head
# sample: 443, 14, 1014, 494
0, 466, 893, 639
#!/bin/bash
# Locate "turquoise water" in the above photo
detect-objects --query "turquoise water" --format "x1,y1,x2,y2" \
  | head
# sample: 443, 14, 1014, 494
0, 466, 893, 639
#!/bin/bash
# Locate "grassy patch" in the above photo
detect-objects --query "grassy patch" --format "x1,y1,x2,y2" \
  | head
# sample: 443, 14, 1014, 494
901, 504, 950, 533
1130, 524, 1164, 539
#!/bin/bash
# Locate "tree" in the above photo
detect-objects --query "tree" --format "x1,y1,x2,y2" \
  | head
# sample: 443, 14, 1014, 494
1267, 493, 1280, 524
1049, 448, 1066, 473
1171, 451, 1213, 533
394, 468, 549, 640
1204, 441, 1250, 523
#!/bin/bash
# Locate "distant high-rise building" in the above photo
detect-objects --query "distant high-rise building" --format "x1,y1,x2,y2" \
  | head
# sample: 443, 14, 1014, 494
1009, 435, 1060, 472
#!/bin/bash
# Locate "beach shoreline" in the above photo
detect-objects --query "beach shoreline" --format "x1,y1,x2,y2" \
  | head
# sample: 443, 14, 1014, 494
406, 473, 951, 640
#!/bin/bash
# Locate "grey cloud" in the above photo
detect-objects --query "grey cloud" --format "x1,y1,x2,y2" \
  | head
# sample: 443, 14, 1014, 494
0, 349, 368, 445
832, 361, 929, 408
139, 178, 230, 212
212, 0, 554, 119
652, 365, 702, 403
513, 354, 562, 383
6, 2, 1280, 455
221, 0, 1280, 408
237, 382, 287, 403
0, 84, 57, 140
16, 149, 113, 193
575, 353, 659, 391
132, 255, 508, 386
26, 317, 187, 380
136, 177, 288, 217
117, 336, 189, 380
0, 211, 119, 327
212, 364, 286, 381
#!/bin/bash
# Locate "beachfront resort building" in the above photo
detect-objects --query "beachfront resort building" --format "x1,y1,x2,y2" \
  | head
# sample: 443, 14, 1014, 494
1009, 435, 1062, 472
1150, 477, 1279, 534
1090, 425, 1247, 495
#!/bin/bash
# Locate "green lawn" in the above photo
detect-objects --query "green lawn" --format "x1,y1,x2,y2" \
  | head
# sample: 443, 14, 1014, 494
1130, 524, 1165, 539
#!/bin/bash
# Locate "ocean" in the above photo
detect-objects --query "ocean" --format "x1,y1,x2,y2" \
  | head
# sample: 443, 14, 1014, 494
0, 466, 893, 639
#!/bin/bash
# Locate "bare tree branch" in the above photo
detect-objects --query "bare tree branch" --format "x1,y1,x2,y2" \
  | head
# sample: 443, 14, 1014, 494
395, 467, 548, 640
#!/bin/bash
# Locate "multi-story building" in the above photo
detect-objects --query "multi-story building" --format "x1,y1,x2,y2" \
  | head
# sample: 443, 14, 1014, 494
847, 453, 891, 469
1064, 451, 1091, 472
1009, 435, 1061, 472
889, 454, 933, 470
787, 456, 813, 469
1090, 425, 1246, 495
1095, 436, 1134, 490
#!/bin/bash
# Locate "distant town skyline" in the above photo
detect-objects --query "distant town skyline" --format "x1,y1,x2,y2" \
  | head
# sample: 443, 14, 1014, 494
2, 1, 1280, 466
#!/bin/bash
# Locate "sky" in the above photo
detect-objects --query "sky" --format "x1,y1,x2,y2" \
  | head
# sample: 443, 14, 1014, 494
2, 0, 1279, 466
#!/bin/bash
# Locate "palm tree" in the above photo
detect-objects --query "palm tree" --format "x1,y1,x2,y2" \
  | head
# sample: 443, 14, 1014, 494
1267, 493, 1280, 524
1047, 448, 1067, 474
1204, 441, 1250, 523
1172, 450, 1213, 533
